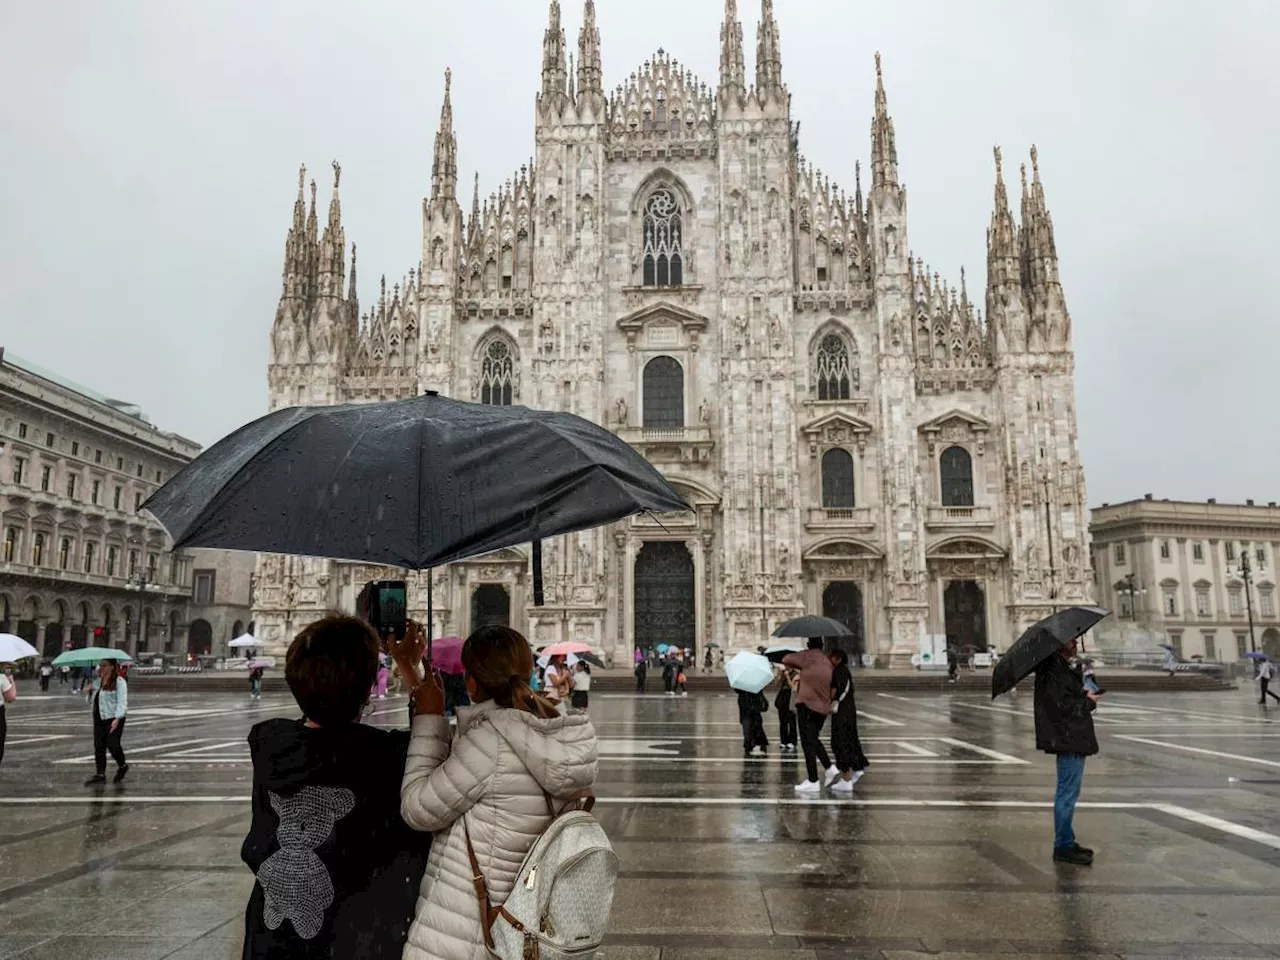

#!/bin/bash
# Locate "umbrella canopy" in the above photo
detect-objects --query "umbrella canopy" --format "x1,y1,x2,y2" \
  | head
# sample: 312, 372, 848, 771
228, 635, 259, 649
541, 641, 594, 658
0, 633, 40, 662
432, 636, 466, 676
247, 659, 273, 670
52, 647, 133, 668
1245, 651, 1270, 661
991, 606, 1109, 699
763, 643, 803, 664
577, 652, 606, 669
142, 393, 689, 571
725, 651, 774, 693
773, 615, 853, 639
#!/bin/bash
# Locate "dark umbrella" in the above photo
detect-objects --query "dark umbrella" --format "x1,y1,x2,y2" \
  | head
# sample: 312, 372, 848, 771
773, 615, 853, 639
577, 652, 606, 669
991, 606, 1109, 699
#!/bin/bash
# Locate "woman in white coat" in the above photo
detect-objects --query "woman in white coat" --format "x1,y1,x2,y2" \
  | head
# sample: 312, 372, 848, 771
392, 624, 598, 960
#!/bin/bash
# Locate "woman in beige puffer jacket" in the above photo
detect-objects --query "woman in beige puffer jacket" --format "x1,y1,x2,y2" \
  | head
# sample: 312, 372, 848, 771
394, 625, 598, 960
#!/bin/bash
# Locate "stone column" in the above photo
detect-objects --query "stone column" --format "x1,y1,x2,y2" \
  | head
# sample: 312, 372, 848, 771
34, 617, 48, 659
688, 539, 705, 667
622, 538, 637, 653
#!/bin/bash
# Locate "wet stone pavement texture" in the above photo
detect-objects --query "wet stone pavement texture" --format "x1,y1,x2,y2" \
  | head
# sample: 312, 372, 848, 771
1, 685, 1280, 959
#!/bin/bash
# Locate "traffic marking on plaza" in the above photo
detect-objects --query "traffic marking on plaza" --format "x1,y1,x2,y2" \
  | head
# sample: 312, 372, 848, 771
51, 737, 223, 764
1114, 735, 1280, 769
4, 734, 73, 746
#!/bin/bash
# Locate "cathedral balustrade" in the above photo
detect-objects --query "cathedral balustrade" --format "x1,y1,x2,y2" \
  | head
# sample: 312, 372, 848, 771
793, 284, 871, 313
462, 294, 535, 318
617, 425, 714, 466
924, 505, 995, 531
804, 506, 876, 533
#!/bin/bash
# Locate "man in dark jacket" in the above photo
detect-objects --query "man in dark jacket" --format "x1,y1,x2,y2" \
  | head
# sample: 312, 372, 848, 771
1034, 637, 1099, 866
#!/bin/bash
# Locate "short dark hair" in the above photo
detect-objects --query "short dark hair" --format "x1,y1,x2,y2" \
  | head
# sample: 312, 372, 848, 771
831, 648, 849, 666
807, 636, 824, 650
286, 615, 379, 727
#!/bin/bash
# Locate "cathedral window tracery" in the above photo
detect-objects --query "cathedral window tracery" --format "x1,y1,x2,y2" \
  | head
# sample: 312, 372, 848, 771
814, 331, 857, 400
642, 189, 684, 287
478, 337, 515, 406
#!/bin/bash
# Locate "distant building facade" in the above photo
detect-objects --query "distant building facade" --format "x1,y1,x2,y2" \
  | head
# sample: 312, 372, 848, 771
254, 1, 1092, 663
1090, 496, 1280, 661
0, 348, 252, 660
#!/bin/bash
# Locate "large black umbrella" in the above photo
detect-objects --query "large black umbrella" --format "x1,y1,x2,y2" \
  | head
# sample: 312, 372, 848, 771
143, 392, 688, 570
991, 606, 1110, 699
773, 615, 853, 639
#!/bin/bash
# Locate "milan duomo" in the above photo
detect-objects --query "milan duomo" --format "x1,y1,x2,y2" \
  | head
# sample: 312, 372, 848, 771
255, 0, 1093, 663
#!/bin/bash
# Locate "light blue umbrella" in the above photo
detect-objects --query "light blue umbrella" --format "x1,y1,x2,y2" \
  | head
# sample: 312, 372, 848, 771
725, 651, 774, 693
52, 647, 133, 668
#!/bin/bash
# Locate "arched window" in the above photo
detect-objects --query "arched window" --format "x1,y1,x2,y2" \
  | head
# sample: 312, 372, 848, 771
815, 334, 854, 400
84, 541, 95, 574
821, 449, 856, 509
478, 338, 515, 406
643, 356, 684, 429
940, 446, 975, 507
32, 532, 45, 567
59, 537, 71, 570
2, 528, 15, 563
642, 189, 684, 287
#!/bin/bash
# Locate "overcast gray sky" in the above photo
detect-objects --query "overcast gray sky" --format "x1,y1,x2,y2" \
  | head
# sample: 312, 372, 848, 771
2, 1, 1276, 507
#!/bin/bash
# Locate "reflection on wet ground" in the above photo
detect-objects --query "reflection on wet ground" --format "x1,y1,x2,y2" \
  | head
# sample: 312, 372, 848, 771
2, 684, 1279, 958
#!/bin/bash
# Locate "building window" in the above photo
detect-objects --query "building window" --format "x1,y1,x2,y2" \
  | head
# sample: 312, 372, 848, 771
642, 356, 684, 429
106, 545, 118, 576
66, 475, 77, 500
1195, 588, 1211, 616
1114, 543, 1126, 565
45, 432, 54, 447
71, 441, 79, 456
1204, 635, 1217, 660
84, 541, 95, 574
136, 463, 143, 478
815, 334, 854, 401
1258, 546, 1267, 567
91, 480, 100, 505
116, 456, 123, 470
113, 486, 122, 510
1261, 591, 1276, 618
1169, 633, 1183, 658
1160, 539, 1171, 560
1163, 588, 1178, 616
58, 537, 71, 570
939, 446, 975, 508
193, 570, 215, 605
478, 338, 514, 406
1193, 541, 1204, 562
147, 553, 157, 582
155, 469, 162, 482
12, 457, 25, 485
134, 492, 142, 511
1225, 541, 1236, 562
3, 528, 15, 563
1237, 634, 1249, 659
127, 550, 138, 578
821, 449, 856, 509
17, 423, 26, 439
1229, 587, 1243, 616
40, 465, 51, 492
94, 449, 102, 465
642, 188, 684, 286
32, 532, 44, 566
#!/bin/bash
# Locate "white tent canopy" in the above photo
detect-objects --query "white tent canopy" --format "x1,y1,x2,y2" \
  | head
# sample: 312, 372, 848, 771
229, 635, 259, 649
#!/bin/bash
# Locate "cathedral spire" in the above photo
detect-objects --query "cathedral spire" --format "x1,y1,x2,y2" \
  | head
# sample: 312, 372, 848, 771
541, 1, 567, 102
754, 0, 783, 98
318, 160, 346, 298
854, 159, 864, 220
1021, 145, 1059, 277
719, 0, 746, 103
468, 172, 481, 247
347, 242, 358, 304
577, 0, 603, 98
304, 177, 319, 300
431, 69, 457, 202
280, 165, 308, 300
870, 53, 899, 189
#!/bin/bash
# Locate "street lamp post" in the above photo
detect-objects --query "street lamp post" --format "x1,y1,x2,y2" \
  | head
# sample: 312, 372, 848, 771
1228, 550, 1264, 654
1117, 572, 1147, 623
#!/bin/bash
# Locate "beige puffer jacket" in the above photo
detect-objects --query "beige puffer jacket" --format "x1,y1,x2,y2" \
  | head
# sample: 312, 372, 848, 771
400, 699, 598, 960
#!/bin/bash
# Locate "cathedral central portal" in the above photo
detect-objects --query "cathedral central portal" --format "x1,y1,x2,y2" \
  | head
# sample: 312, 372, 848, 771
633, 541, 695, 656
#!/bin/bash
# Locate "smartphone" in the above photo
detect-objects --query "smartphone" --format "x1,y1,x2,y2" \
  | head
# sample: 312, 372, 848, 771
360, 580, 408, 643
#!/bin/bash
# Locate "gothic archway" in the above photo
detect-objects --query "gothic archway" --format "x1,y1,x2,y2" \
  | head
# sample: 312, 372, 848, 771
634, 541, 695, 654
471, 585, 511, 631
822, 581, 865, 657
944, 580, 988, 652
187, 619, 213, 659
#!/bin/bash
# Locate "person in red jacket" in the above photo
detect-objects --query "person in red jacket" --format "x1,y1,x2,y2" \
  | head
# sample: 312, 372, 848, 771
782, 638, 836, 793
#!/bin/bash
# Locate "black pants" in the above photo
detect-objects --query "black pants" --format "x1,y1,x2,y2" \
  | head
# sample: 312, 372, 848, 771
777, 707, 797, 747
1262, 679, 1280, 704
797, 705, 831, 782
0, 705, 6, 768
93, 715, 127, 775
741, 710, 767, 752
635, 675, 646, 693
39, 675, 50, 692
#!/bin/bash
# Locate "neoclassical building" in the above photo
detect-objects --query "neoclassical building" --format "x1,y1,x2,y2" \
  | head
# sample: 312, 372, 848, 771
255, 0, 1092, 663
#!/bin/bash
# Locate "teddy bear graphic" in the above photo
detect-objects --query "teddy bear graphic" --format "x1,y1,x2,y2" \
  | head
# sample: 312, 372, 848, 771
258, 786, 357, 940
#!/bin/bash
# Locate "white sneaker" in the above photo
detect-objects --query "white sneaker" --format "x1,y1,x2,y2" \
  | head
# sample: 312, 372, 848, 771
852, 769, 866, 783
681, 691, 688, 697
824, 765, 841, 787
794, 780, 821, 794
750, 745, 764, 756
831, 777, 854, 794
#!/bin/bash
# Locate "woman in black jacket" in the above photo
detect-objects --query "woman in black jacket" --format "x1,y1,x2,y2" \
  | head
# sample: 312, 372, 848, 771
828, 649, 869, 793
1033, 638, 1099, 866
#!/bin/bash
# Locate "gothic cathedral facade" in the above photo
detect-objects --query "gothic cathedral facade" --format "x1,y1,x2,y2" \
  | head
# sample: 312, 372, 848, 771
255, 0, 1093, 662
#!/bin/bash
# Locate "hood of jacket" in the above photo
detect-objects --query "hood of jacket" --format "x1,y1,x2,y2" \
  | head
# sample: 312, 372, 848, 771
249, 717, 399, 792
456, 699, 598, 797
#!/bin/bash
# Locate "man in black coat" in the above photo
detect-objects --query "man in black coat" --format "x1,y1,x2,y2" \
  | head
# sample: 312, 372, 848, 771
1034, 637, 1099, 866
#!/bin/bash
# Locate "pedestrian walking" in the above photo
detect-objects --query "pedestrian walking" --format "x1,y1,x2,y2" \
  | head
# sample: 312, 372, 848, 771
59, 664, 69, 688
661, 657, 675, 695
947, 645, 959, 683
374, 654, 390, 700
241, 616, 430, 958
737, 688, 768, 756
1034, 637, 1098, 865
85, 660, 129, 786
774, 668, 797, 753
783, 638, 836, 793
1259, 658, 1280, 705
392, 624, 598, 960
39, 662, 52, 692
828, 649, 869, 793
675, 664, 688, 697
571, 661, 592, 713
634, 657, 647, 693
0, 666, 15, 768
249, 664, 264, 700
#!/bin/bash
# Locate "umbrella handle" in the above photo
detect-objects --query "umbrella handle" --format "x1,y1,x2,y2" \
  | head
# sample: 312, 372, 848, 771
426, 569, 434, 667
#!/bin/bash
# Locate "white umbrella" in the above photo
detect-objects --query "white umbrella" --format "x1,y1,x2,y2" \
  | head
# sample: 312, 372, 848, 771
0, 633, 40, 662
229, 635, 259, 649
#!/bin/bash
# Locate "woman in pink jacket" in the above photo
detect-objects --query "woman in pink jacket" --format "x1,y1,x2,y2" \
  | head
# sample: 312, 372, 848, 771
782, 638, 836, 793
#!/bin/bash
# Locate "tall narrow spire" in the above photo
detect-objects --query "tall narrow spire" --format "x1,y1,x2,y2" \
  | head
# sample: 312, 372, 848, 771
468, 172, 481, 246
318, 160, 346, 297
431, 69, 457, 201
870, 53, 899, 189
1021, 145, 1058, 277
988, 146, 1018, 271
755, 0, 783, 97
854, 159, 864, 219
541, 1, 567, 102
347, 242, 358, 304
577, 0, 602, 98
280, 165, 308, 299
305, 177, 319, 300
719, 0, 746, 101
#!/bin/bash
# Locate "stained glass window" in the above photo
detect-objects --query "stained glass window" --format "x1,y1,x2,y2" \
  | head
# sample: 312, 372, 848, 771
642, 189, 683, 287
479, 339, 514, 406
815, 334, 854, 400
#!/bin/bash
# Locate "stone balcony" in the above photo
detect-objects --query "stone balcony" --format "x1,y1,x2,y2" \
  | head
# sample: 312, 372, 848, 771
925, 505, 995, 531
617, 425, 714, 466
804, 506, 877, 533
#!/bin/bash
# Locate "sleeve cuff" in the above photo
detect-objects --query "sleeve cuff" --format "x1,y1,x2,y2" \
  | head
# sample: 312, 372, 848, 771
410, 714, 450, 739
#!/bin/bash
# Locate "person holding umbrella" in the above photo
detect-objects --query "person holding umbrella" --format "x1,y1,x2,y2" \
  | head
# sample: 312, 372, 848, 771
782, 638, 836, 793
85, 659, 129, 786
0, 663, 15, 768
828, 649, 869, 792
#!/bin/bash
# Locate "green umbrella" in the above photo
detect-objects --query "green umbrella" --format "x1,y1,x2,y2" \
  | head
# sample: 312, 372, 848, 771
52, 647, 133, 668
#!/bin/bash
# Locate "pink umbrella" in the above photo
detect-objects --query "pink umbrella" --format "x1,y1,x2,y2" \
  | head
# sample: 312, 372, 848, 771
540, 641, 594, 657
431, 636, 466, 675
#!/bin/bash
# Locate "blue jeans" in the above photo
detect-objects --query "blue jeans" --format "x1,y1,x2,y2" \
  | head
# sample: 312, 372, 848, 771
1054, 754, 1086, 850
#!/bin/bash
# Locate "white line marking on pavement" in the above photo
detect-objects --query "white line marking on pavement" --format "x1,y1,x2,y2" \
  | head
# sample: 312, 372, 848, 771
1103, 699, 1277, 725
937, 737, 1030, 764
163, 741, 247, 757
893, 741, 939, 757
52, 738, 219, 764
854, 709, 905, 727
4, 734, 74, 745
1154, 804, 1280, 851
1115, 735, 1280, 769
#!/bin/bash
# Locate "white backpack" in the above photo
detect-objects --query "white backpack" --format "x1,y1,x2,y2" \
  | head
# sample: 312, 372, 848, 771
465, 791, 617, 959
